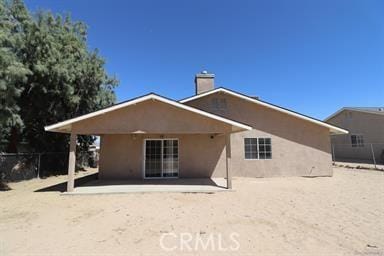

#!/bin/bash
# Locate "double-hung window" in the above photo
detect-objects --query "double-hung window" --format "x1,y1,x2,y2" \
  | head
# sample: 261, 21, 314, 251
244, 138, 272, 159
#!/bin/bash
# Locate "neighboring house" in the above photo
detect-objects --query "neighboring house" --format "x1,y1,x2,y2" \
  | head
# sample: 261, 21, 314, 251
45, 72, 347, 192
325, 107, 384, 163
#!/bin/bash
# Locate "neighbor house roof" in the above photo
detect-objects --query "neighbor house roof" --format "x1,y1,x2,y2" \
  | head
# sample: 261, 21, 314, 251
44, 93, 253, 133
325, 107, 384, 121
180, 87, 348, 135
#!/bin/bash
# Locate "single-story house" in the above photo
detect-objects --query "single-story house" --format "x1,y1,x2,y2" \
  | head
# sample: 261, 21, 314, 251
325, 107, 384, 163
45, 71, 348, 192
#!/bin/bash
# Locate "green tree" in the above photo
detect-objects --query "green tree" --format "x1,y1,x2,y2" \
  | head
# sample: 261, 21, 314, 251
0, 0, 117, 153
0, 0, 31, 151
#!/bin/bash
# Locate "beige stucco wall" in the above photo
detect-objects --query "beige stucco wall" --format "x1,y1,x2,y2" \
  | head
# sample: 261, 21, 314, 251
98, 134, 227, 179
74, 93, 333, 179
71, 100, 232, 135
185, 92, 333, 177
327, 110, 384, 161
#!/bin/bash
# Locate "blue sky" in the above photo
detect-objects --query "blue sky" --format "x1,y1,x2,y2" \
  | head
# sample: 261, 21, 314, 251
25, 0, 384, 119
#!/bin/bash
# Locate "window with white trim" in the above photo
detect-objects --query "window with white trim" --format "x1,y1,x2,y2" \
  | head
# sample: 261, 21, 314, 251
244, 138, 272, 159
244, 138, 258, 159
258, 138, 272, 159
351, 135, 364, 147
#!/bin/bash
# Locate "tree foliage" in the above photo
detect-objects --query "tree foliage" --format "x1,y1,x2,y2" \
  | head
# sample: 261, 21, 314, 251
0, 0, 117, 153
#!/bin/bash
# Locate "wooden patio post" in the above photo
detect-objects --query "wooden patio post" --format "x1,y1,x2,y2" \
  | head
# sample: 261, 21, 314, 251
67, 133, 77, 192
225, 133, 232, 189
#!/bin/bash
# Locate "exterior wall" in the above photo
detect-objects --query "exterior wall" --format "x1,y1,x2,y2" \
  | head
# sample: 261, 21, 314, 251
185, 93, 333, 177
327, 110, 384, 162
98, 134, 226, 179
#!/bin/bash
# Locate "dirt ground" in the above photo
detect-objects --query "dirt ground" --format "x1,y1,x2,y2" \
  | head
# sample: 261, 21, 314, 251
0, 167, 383, 256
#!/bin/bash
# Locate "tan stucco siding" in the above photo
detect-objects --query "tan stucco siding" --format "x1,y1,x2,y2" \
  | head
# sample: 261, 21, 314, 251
98, 134, 226, 179
185, 93, 333, 177
71, 100, 232, 135
327, 110, 384, 161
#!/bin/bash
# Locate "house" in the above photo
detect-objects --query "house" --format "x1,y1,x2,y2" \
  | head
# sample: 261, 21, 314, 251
325, 107, 384, 163
45, 71, 347, 192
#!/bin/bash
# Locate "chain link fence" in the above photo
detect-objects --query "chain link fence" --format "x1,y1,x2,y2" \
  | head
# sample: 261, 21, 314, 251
331, 143, 384, 169
0, 151, 96, 182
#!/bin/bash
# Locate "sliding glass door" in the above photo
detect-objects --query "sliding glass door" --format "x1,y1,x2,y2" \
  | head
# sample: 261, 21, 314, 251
144, 139, 179, 178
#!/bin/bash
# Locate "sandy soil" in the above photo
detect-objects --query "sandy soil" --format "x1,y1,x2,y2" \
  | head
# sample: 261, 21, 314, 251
0, 167, 383, 256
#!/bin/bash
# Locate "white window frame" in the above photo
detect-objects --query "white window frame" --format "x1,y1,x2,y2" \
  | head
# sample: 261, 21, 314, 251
143, 138, 179, 179
244, 137, 272, 160
244, 138, 259, 160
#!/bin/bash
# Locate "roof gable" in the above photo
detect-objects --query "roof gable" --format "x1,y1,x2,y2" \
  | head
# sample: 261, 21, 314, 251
325, 107, 384, 121
180, 87, 348, 134
45, 93, 252, 133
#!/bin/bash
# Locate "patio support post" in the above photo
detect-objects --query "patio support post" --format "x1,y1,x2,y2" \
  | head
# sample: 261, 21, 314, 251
67, 133, 77, 192
225, 133, 232, 189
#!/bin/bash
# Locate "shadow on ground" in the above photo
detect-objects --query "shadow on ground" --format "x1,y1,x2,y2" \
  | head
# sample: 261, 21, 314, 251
82, 178, 223, 186
34, 174, 226, 192
34, 173, 98, 192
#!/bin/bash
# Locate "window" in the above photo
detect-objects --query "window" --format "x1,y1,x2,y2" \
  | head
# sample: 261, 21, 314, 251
211, 97, 227, 114
244, 138, 258, 159
351, 135, 364, 147
258, 138, 272, 159
244, 138, 272, 159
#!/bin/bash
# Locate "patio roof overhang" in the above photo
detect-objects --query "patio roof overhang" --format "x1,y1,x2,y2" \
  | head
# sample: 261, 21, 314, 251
44, 93, 252, 135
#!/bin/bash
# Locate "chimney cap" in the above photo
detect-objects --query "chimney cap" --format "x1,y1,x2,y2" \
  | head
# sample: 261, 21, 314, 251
196, 70, 215, 78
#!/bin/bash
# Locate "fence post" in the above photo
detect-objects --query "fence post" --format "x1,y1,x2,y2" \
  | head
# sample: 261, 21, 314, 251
370, 143, 377, 169
37, 153, 41, 179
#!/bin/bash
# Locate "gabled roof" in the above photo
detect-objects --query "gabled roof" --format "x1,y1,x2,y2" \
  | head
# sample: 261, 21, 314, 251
44, 93, 253, 133
325, 107, 384, 121
180, 87, 348, 135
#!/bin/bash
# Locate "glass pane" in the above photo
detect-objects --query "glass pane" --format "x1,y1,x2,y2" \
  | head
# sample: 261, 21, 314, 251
145, 140, 162, 177
244, 138, 258, 159
162, 139, 178, 177
258, 138, 272, 159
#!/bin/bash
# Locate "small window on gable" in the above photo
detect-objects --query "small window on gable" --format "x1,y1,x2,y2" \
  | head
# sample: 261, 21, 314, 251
351, 135, 364, 147
211, 97, 227, 114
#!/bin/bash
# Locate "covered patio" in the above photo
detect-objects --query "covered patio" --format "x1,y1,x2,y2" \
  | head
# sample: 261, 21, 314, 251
44, 94, 252, 193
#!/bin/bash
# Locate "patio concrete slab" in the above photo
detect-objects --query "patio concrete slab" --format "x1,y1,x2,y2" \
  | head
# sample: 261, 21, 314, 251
63, 178, 229, 195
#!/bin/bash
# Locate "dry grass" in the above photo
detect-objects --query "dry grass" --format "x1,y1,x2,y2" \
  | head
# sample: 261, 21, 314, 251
0, 167, 383, 255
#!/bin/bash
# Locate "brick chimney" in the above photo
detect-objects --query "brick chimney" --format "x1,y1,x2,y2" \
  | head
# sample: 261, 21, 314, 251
195, 71, 215, 94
